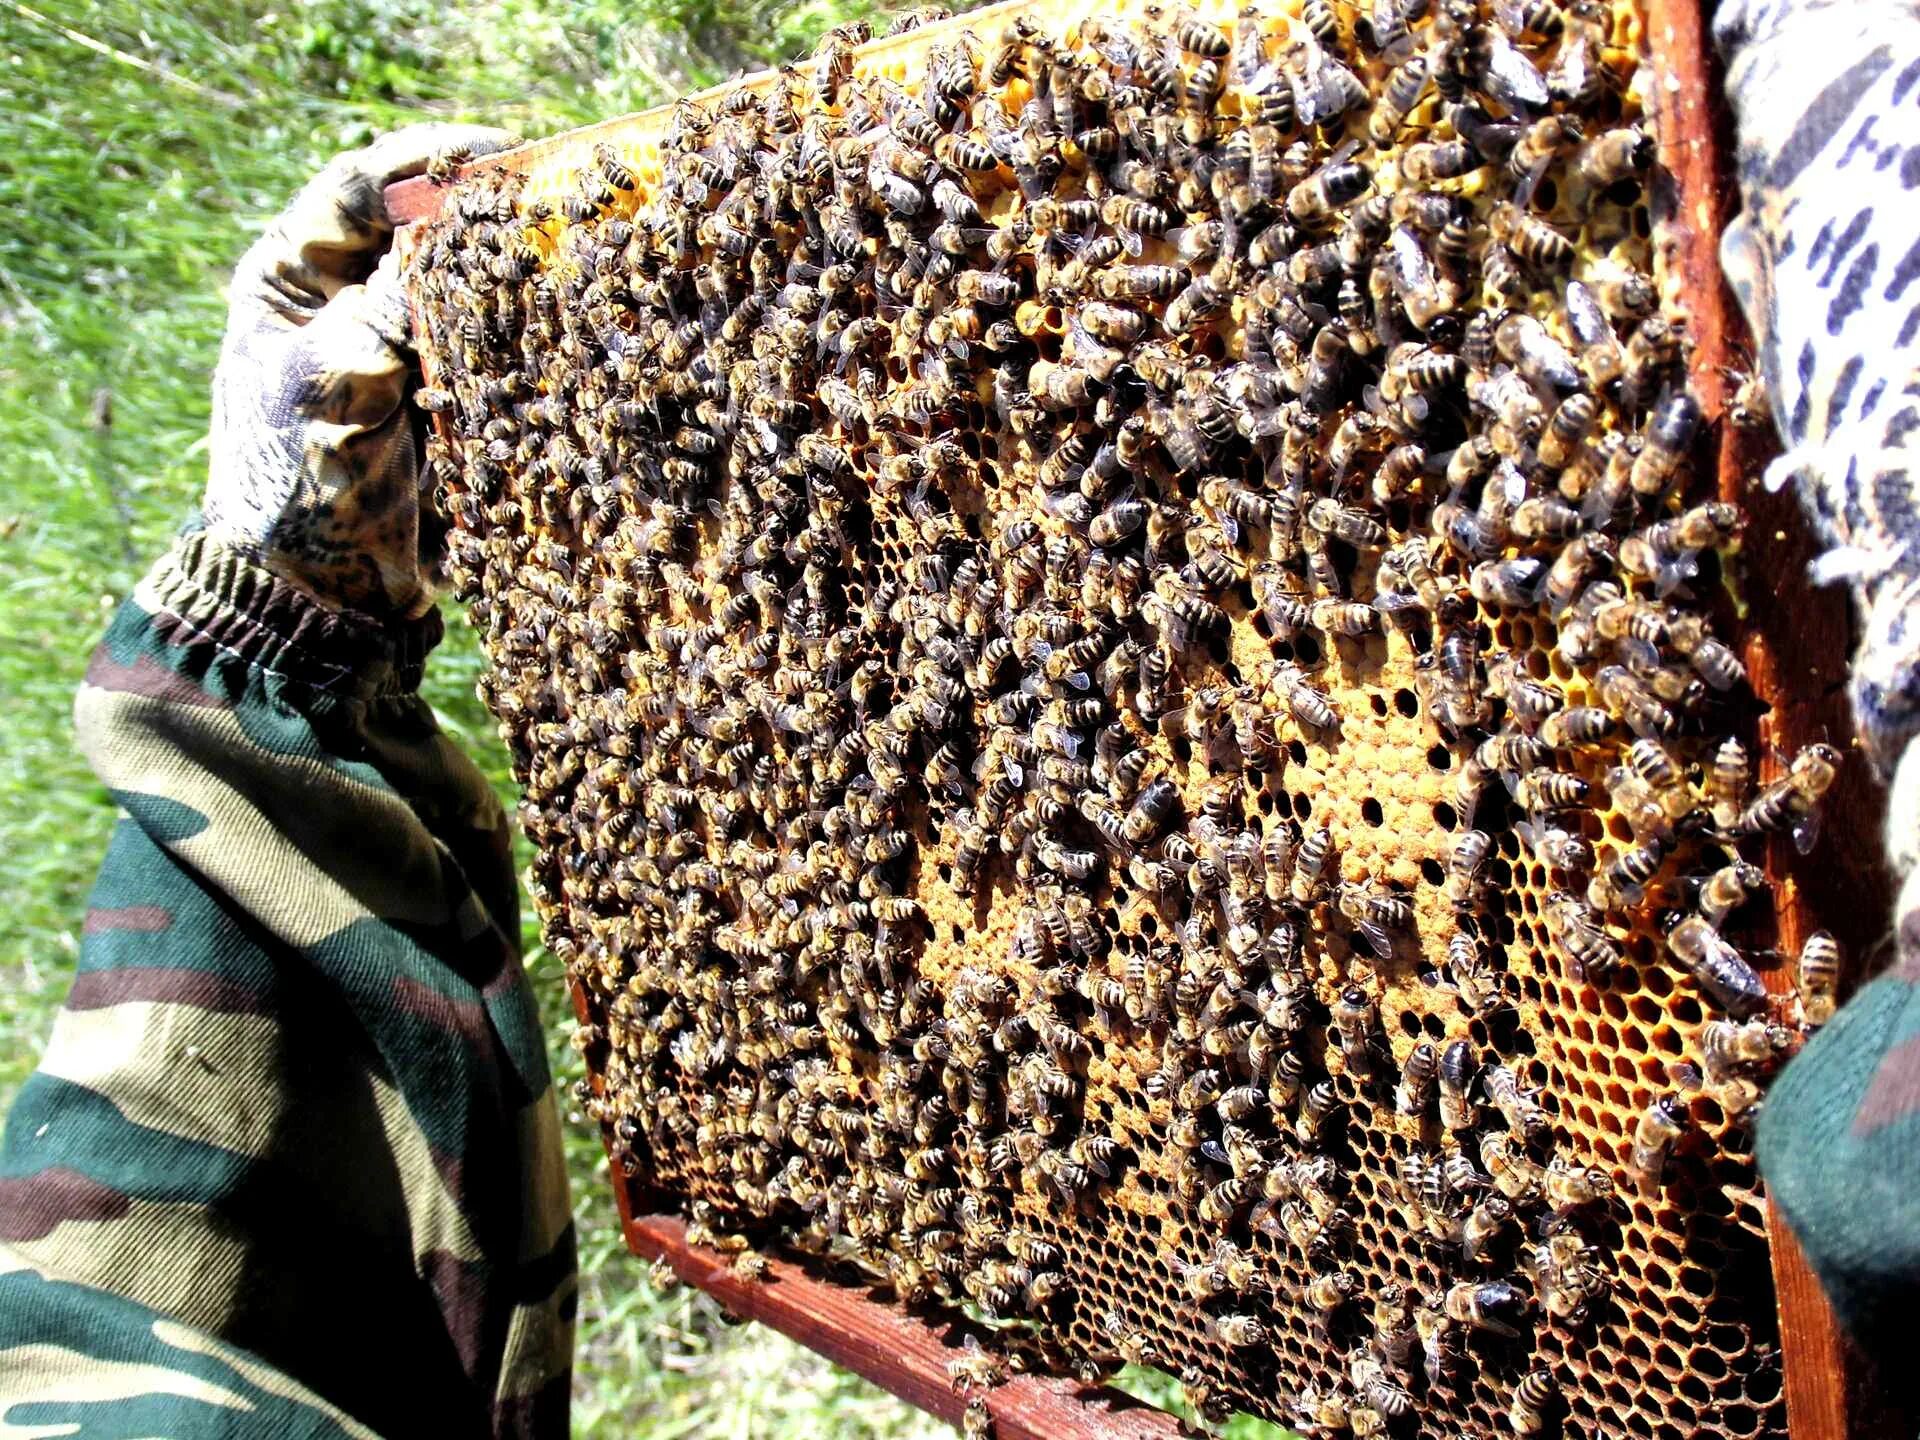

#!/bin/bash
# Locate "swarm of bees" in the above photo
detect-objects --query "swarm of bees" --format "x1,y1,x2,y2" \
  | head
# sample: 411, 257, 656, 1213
410, 0, 1841, 1434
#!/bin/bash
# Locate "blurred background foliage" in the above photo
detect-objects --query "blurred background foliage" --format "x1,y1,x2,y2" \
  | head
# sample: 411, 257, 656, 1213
0, 0, 1286, 1433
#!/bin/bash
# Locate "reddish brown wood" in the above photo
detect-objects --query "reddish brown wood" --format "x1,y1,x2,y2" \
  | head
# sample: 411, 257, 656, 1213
1641, 4, 1901, 1439
624, 1210, 1186, 1440
386, 121, 611, 225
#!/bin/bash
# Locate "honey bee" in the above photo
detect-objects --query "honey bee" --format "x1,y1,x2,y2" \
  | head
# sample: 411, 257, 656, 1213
1546, 891, 1622, 980
1489, 202, 1574, 268
1438, 1040, 1478, 1130
1623, 314, 1684, 408
1325, 985, 1380, 1076
1449, 932, 1508, 1012
1444, 1278, 1529, 1338
1478, 1131, 1544, 1202
648, 1257, 682, 1292
426, 143, 475, 185
1594, 663, 1678, 740
1697, 859, 1767, 924
1304, 1269, 1359, 1314
1172, 7, 1230, 56
1163, 273, 1229, 333
1350, 1351, 1413, 1425
1543, 1154, 1614, 1216
1515, 767, 1591, 812
1369, 53, 1431, 143
1271, 663, 1340, 733
1309, 498, 1390, 549
1199, 1174, 1258, 1227
1701, 1016, 1794, 1085
1397, 1042, 1439, 1118
1506, 113, 1582, 190
1210, 1312, 1269, 1347
1577, 125, 1652, 186
1482, 1064, 1550, 1143
1736, 742, 1841, 851
1700, 736, 1752, 834
1510, 495, 1583, 546
1509, 1369, 1559, 1434
1088, 494, 1147, 548
1288, 160, 1372, 226
1726, 365, 1773, 430
1462, 1193, 1514, 1265
1413, 1296, 1461, 1388
935, 132, 1000, 172
1798, 930, 1841, 1026
1629, 1093, 1690, 1191
1666, 913, 1766, 1018
1471, 556, 1547, 608
1586, 833, 1669, 912
1293, 1383, 1354, 1435
1443, 829, 1492, 912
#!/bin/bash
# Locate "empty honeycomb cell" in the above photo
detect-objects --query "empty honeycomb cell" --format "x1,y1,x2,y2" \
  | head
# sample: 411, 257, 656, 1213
1746, 1365, 1782, 1403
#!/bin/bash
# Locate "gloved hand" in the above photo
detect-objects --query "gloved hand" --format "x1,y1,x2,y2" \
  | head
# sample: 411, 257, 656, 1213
204, 122, 511, 619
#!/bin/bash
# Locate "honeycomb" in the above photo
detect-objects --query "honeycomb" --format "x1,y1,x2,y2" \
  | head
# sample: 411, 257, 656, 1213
405, 1, 1842, 1434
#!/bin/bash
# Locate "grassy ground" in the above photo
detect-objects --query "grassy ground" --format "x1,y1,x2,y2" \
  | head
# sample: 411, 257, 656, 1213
0, 3, 1289, 1434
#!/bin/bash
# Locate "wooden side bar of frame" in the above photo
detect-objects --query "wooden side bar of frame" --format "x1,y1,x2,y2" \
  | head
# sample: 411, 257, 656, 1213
1639, 2, 1909, 1436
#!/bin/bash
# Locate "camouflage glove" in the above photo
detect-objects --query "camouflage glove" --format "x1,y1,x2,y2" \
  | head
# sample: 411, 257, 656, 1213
1716, 0, 1920, 1343
205, 123, 509, 619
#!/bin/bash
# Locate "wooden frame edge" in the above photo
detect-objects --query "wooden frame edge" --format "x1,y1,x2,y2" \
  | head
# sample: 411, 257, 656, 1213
1640, 3, 1906, 1437
623, 1210, 1188, 1440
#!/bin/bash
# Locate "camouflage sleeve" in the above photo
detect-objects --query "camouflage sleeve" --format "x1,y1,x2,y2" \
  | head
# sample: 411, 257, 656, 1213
1715, 0, 1920, 1341
0, 532, 574, 1436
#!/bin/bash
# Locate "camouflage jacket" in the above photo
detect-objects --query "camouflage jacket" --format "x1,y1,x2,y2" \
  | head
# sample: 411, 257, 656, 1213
0, 533, 574, 1436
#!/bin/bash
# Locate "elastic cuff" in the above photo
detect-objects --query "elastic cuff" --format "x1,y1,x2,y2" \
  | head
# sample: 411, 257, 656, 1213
138, 531, 442, 700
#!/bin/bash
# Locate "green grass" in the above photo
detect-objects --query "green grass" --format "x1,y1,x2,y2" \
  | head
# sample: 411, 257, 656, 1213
0, 4, 1298, 1434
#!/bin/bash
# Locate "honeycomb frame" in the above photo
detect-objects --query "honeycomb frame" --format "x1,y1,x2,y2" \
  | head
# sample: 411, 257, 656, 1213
397, 1, 1873, 1434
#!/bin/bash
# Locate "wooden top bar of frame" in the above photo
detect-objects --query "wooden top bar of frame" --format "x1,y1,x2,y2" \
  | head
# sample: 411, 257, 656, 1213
386, 0, 1266, 227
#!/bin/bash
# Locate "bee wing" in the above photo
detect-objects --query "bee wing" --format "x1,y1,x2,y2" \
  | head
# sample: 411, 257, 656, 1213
1480, 29, 1550, 111
1649, 551, 1701, 599
1489, 0, 1537, 38
1249, 1195, 1288, 1238
1523, 329, 1584, 393
1548, 29, 1597, 100
1386, 224, 1435, 295
1563, 278, 1611, 345
1356, 918, 1396, 961
1292, 41, 1367, 126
